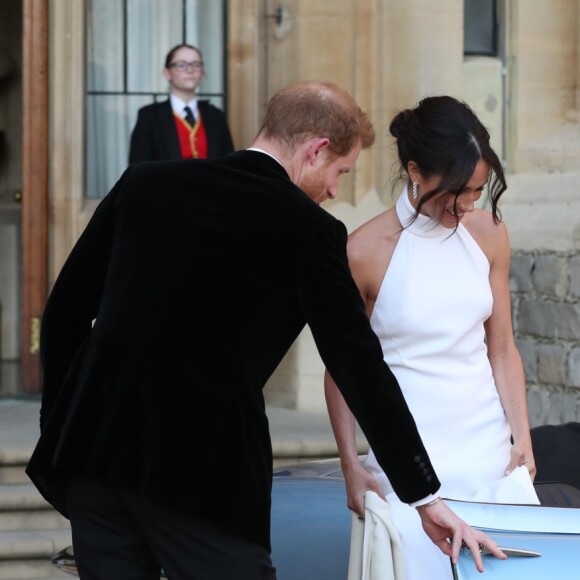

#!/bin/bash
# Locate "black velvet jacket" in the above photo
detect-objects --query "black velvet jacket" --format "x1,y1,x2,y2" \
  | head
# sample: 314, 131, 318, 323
128, 99, 234, 163
26, 151, 439, 551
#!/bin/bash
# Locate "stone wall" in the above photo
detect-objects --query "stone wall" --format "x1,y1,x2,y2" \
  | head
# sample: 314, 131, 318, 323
510, 251, 580, 426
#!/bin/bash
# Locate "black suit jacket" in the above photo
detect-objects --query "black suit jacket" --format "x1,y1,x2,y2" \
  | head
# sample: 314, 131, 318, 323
128, 99, 234, 163
26, 151, 439, 551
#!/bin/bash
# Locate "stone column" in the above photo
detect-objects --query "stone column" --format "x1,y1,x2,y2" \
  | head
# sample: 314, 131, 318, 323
507, 0, 578, 170
48, 0, 89, 281
374, 0, 464, 202
228, 0, 263, 150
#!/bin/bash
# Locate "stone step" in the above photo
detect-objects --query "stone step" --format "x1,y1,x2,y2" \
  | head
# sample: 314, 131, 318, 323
0, 441, 33, 486
0, 482, 73, 578
0, 559, 70, 579
0, 529, 72, 579
0, 529, 73, 560
0, 484, 52, 511
0, 464, 29, 486
0, 509, 69, 533
0, 484, 69, 533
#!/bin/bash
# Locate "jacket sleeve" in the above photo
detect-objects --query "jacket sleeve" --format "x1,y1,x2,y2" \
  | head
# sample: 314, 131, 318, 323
203, 103, 235, 157
298, 219, 441, 503
217, 112, 235, 156
39, 169, 130, 429
128, 108, 154, 164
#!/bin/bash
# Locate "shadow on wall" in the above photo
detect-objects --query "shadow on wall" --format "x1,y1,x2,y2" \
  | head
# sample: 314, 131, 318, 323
0, 44, 16, 171
0, 45, 16, 84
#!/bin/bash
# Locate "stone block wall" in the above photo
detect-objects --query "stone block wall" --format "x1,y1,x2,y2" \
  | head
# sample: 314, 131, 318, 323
510, 252, 580, 426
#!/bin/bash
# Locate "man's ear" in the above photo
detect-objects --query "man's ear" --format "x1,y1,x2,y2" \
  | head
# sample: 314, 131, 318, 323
162, 68, 171, 83
306, 138, 330, 164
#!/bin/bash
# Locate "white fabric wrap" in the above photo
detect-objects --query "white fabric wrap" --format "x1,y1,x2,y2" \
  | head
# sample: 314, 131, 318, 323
347, 491, 407, 580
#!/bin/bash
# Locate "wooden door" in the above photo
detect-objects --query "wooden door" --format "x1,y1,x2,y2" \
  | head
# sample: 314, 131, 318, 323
21, 0, 48, 393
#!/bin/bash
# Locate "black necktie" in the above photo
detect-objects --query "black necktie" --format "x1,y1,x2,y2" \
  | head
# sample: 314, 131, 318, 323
183, 106, 195, 126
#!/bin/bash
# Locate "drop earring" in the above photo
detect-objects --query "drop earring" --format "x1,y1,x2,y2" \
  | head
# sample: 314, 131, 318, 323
412, 182, 419, 201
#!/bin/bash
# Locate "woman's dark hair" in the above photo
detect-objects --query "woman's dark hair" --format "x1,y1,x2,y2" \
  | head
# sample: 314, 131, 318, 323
164, 44, 203, 68
390, 95, 506, 223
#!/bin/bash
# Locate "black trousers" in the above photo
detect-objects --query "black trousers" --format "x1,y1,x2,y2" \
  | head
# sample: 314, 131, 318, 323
66, 478, 277, 580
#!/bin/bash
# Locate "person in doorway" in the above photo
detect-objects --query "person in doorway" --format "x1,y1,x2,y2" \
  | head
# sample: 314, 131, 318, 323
27, 82, 504, 580
128, 43, 234, 163
325, 95, 537, 580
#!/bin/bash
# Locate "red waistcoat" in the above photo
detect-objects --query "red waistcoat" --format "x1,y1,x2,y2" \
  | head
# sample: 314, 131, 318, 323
174, 112, 209, 159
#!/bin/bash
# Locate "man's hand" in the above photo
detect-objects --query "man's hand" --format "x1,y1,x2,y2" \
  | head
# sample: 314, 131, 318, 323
343, 462, 385, 517
416, 499, 507, 572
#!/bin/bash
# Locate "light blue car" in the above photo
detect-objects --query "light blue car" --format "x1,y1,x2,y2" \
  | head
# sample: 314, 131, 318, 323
269, 458, 580, 580
53, 422, 580, 579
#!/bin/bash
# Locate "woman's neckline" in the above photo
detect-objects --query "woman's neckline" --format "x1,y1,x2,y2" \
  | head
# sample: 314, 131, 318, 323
395, 185, 449, 239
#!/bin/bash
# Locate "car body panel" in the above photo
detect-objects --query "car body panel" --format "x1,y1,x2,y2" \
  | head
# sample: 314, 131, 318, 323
455, 530, 580, 579
271, 461, 580, 580
271, 477, 351, 579
448, 499, 580, 579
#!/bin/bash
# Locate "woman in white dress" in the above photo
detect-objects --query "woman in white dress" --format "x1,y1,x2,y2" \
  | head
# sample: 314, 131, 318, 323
325, 96, 537, 579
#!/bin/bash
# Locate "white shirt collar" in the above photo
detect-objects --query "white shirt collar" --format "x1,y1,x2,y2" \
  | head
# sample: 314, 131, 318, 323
170, 94, 199, 119
246, 147, 283, 167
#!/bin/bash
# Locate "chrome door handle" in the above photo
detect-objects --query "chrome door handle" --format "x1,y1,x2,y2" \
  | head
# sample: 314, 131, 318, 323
481, 546, 542, 557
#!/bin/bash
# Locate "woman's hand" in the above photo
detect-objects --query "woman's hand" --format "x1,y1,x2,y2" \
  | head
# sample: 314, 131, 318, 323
504, 438, 536, 480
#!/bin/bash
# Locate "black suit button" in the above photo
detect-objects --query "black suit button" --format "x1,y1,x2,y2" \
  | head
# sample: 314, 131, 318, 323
422, 468, 430, 475
419, 462, 426, 469
414, 455, 422, 463
426, 476, 433, 482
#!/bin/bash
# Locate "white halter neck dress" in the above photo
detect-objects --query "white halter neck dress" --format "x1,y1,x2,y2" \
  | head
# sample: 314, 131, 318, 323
364, 188, 534, 579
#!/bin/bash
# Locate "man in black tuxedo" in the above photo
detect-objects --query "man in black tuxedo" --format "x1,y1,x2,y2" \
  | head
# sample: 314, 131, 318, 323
27, 81, 503, 579
128, 43, 234, 163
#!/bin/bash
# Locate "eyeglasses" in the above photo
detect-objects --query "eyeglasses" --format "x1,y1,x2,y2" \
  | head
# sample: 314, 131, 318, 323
169, 60, 204, 71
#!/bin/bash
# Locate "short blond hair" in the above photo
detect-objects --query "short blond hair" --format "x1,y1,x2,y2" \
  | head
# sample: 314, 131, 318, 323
257, 81, 375, 156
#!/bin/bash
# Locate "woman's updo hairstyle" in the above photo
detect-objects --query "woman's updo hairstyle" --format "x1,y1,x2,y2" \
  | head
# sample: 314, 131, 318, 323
390, 96, 506, 223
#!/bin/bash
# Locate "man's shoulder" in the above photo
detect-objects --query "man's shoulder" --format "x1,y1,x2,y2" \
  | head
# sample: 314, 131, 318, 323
121, 155, 341, 227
